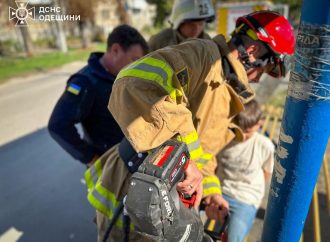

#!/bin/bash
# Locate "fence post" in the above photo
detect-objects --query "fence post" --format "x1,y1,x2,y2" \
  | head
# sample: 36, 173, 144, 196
322, 154, 330, 214
261, 0, 330, 241
312, 185, 321, 242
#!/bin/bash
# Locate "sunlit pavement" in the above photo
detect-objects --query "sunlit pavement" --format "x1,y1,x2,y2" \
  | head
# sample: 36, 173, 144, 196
0, 62, 97, 242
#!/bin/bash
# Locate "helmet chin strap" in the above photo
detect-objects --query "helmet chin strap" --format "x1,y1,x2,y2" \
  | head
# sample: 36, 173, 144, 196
232, 34, 266, 71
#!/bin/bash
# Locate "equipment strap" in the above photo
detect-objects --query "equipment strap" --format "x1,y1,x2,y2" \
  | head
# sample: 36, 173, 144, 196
118, 137, 147, 173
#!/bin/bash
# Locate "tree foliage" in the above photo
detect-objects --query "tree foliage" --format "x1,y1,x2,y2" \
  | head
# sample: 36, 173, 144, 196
146, 0, 174, 27
64, 0, 102, 48
65, 0, 98, 22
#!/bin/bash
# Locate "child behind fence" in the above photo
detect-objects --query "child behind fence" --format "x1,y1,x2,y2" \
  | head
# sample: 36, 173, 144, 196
216, 99, 275, 242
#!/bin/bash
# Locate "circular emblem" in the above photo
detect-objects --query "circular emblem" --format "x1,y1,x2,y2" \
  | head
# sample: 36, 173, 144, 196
16, 8, 28, 20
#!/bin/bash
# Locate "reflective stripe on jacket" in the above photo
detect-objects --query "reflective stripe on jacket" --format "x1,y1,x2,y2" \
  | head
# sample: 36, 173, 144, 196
108, 34, 254, 197
85, 36, 255, 227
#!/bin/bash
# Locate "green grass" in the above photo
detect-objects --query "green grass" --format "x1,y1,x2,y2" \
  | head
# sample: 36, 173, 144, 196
0, 43, 106, 83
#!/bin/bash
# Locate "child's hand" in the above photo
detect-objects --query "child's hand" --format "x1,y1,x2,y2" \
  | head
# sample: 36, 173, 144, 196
203, 194, 229, 224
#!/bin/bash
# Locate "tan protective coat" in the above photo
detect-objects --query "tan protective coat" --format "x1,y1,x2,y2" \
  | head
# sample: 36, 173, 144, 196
95, 35, 254, 241
110, 35, 254, 176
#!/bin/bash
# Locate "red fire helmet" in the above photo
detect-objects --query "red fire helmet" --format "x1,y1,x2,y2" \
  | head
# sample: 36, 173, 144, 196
236, 10, 295, 55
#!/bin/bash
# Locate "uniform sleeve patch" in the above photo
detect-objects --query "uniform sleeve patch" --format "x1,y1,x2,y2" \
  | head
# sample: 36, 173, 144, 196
67, 83, 81, 95
176, 67, 189, 87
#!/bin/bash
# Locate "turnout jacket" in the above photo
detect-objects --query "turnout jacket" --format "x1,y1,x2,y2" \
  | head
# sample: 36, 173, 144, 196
109, 35, 255, 196
148, 27, 211, 51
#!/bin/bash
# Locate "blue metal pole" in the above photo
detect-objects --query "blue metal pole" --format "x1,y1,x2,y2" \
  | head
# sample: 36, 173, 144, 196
261, 0, 330, 241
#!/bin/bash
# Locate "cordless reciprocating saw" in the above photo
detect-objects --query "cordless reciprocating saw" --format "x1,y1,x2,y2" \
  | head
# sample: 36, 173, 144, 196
124, 140, 206, 242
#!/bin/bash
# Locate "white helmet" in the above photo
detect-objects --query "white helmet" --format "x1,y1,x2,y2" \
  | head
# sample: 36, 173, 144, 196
169, 0, 215, 29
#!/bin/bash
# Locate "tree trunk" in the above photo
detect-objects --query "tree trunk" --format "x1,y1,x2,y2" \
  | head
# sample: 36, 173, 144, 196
19, 27, 34, 57
78, 20, 90, 49
6, 0, 34, 56
53, 0, 68, 53
117, 0, 129, 24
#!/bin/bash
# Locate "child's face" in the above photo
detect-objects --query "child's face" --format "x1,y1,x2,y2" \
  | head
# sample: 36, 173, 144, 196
243, 120, 263, 140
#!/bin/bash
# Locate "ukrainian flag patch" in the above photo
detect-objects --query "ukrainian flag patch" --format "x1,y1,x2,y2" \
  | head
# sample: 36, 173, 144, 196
67, 83, 81, 95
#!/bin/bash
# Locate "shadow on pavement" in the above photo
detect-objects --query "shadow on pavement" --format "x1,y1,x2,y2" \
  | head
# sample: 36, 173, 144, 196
251, 192, 329, 241
0, 128, 97, 242
1, 128, 328, 242
303, 192, 330, 242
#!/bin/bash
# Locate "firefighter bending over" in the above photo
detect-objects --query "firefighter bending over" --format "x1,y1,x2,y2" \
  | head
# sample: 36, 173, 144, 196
85, 10, 295, 242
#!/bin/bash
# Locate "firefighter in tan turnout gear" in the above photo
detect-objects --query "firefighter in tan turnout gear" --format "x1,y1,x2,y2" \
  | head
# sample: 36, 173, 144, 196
85, 11, 295, 242
148, 0, 215, 51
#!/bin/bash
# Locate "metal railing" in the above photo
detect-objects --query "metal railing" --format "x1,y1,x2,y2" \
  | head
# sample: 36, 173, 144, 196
204, 105, 330, 241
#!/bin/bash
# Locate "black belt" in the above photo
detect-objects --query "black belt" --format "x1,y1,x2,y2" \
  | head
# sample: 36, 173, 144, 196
118, 137, 147, 173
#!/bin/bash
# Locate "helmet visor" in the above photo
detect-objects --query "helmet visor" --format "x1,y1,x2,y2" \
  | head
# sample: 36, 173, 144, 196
260, 44, 293, 78
267, 54, 293, 78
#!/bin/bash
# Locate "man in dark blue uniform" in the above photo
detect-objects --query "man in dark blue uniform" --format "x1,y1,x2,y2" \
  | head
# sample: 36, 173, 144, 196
48, 25, 148, 166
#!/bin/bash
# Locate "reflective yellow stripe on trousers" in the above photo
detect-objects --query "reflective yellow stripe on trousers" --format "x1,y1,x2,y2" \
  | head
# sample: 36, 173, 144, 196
116, 57, 182, 101
84, 158, 103, 190
84, 160, 133, 229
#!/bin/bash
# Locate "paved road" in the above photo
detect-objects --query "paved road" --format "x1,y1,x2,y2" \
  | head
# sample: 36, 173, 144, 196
0, 62, 83, 146
0, 62, 97, 242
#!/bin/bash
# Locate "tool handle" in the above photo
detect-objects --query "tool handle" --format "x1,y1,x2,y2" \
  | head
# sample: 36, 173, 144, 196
179, 192, 197, 208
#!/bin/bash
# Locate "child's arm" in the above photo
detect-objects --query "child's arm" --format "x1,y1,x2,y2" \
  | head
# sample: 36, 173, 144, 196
263, 169, 272, 182
262, 153, 274, 183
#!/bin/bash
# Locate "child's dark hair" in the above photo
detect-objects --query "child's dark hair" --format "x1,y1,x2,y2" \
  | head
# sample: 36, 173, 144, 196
107, 24, 149, 54
233, 99, 263, 131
